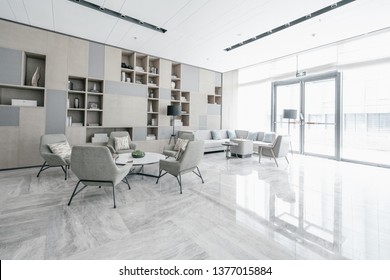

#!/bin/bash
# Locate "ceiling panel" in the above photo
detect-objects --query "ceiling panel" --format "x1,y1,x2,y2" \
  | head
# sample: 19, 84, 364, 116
7, 0, 29, 24
0, 0, 15, 20
53, 0, 118, 43
23, 0, 54, 30
1, 0, 390, 72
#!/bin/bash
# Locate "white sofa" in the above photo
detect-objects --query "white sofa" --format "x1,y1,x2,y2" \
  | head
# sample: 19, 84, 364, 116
178, 129, 276, 157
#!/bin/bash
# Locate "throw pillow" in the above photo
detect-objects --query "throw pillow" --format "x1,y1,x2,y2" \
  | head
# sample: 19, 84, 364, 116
263, 132, 276, 143
175, 147, 185, 160
173, 138, 189, 151
227, 130, 237, 139
115, 136, 130, 151
246, 131, 258, 141
48, 141, 71, 159
211, 130, 222, 140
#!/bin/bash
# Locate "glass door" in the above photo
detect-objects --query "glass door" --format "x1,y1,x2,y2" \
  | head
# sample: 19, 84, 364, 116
303, 78, 337, 157
272, 72, 341, 159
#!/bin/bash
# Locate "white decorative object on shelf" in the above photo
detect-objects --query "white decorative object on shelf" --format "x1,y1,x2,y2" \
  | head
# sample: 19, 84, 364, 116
72, 123, 83, 127
146, 134, 156, 140
121, 72, 125, 82
31, 66, 40, 87
171, 81, 176, 89
11, 99, 37, 107
91, 133, 108, 143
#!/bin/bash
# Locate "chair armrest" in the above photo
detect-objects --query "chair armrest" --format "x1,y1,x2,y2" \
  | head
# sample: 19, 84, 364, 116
107, 145, 116, 154
159, 159, 181, 176
129, 142, 137, 150
163, 144, 175, 151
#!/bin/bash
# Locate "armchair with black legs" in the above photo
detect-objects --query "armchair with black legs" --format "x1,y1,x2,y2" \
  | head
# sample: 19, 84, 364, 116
156, 140, 205, 194
67, 146, 133, 208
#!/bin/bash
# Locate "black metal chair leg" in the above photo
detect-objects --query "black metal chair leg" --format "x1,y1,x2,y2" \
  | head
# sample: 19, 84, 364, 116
156, 169, 163, 184
68, 181, 81, 206
36, 162, 47, 177
112, 183, 116, 208
123, 176, 131, 190
176, 174, 182, 194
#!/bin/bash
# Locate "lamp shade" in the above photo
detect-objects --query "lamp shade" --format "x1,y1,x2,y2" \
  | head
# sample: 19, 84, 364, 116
167, 105, 181, 116
283, 109, 297, 119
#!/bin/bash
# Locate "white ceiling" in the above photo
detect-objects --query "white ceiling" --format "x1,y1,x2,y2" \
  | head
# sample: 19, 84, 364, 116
1, 0, 390, 73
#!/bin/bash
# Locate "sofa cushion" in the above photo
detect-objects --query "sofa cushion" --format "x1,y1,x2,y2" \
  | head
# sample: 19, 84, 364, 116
211, 130, 224, 140
263, 132, 276, 143
235, 130, 248, 139
227, 130, 236, 139
246, 131, 258, 141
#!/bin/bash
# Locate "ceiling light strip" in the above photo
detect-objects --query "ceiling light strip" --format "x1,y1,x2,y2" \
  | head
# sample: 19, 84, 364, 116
69, 0, 167, 33
224, 0, 355, 51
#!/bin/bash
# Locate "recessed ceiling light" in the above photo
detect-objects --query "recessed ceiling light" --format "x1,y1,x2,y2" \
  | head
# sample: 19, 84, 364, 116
69, 0, 167, 33
224, 0, 356, 51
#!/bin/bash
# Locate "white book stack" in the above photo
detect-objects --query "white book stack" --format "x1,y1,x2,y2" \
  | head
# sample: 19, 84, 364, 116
146, 134, 156, 140
174, 119, 183, 127
91, 133, 109, 143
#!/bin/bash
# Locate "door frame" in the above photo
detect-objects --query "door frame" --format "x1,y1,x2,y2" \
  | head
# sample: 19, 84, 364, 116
271, 71, 342, 160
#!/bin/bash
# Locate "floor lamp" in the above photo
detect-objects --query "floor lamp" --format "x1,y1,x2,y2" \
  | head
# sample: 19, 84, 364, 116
167, 105, 181, 144
283, 109, 297, 154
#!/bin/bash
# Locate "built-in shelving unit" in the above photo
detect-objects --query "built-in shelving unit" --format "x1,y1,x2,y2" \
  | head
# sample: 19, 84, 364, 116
208, 86, 222, 105
0, 52, 46, 108
67, 76, 86, 127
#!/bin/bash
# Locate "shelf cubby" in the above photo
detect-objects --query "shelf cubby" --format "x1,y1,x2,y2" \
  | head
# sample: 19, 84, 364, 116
148, 57, 159, 75
135, 54, 147, 73
0, 85, 45, 107
68, 76, 86, 92
24, 53, 46, 87
87, 78, 104, 93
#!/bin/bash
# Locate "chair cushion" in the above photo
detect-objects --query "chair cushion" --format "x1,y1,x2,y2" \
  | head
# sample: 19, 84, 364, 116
211, 130, 223, 140
227, 130, 237, 139
263, 132, 276, 143
115, 136, 130, 151
174, 138, 189, 151
48, 141, 71, 159
246, 131, 258, 141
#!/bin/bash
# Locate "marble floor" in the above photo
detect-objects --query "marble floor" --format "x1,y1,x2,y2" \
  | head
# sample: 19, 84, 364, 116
1, 152, 390, 260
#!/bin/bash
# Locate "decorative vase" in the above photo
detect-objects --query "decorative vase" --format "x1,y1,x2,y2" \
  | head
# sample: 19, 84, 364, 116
31, 66, 40, 87
121, 72, 126, 82
74, 97, 79, 108
171, 81, 176, 89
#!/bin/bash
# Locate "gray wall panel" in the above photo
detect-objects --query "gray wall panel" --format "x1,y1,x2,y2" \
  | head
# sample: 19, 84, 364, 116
133, 127, 147, 141
199, 115, 207, 129
88, 42, 105, 79
0, 47, 22, 85
46, 89, 66, 134
158, 126, 173, 140
181, 64, 199, 92
215, 72, 222, 87
0, 106, 19, 126
159, 88, 171, 100
207, 104, 221, 115
105, 81, 147, 97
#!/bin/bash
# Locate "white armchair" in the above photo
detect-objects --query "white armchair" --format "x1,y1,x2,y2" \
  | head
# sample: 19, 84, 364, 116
256, 135, 290, 167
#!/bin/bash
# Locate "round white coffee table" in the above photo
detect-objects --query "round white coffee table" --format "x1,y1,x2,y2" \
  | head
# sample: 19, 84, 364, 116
115, 152, 165, 178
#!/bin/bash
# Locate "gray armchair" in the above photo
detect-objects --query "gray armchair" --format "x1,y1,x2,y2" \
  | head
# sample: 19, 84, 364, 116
156, 140, 204, 194
68, 146, 133, 208
257, 135, 290, 167
162, 133, 194, 158
107, 131, 137, 155
37, 134, 71, 180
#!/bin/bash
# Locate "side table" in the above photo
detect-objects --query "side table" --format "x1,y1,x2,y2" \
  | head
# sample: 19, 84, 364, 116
221, 142, 239, 159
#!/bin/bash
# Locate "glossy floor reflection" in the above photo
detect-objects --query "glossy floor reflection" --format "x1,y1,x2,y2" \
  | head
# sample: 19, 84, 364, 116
1, 152, 390, 259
